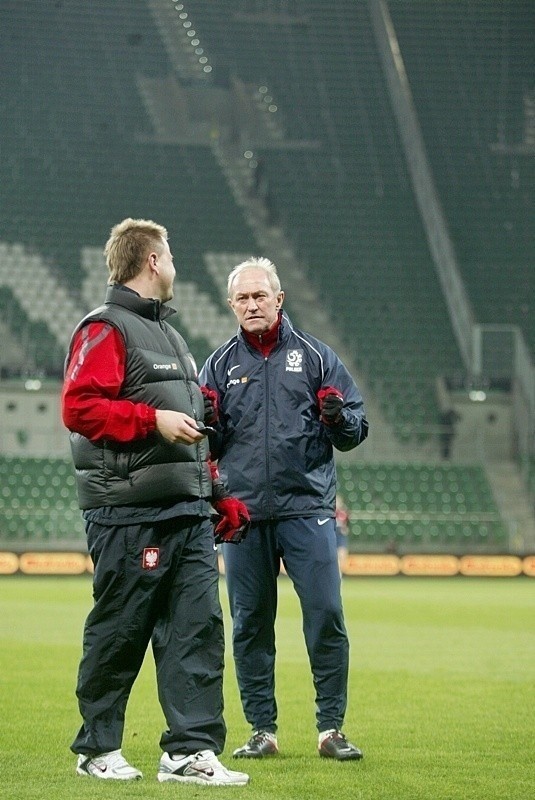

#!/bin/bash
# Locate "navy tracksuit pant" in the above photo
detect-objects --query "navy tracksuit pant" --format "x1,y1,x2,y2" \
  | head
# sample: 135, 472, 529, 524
72, 516, 226, 756
222, 517, 349, 733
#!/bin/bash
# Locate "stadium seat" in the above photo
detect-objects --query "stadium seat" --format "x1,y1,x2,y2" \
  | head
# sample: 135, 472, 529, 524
337, 463, 508, 554
0, 457, 84, 543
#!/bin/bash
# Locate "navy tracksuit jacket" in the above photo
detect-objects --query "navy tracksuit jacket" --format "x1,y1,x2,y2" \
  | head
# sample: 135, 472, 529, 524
199, 313, 368, 520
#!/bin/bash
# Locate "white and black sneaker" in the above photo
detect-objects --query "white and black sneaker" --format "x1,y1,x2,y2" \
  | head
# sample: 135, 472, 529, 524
158, 750, 250, 785
76, 749, 143, 780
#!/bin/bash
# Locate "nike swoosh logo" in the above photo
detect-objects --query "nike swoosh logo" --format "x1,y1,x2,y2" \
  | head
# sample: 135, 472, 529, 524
317, 518, 330, 526
193, 766, 215, 777
227, 365, 241, 376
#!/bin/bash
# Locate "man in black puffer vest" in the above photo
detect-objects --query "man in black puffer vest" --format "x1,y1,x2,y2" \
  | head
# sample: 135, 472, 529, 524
62, 218, 250, 786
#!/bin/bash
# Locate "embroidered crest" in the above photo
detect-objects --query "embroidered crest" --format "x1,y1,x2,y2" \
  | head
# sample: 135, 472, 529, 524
286, 349, 303, 372
142, 547, 160, 570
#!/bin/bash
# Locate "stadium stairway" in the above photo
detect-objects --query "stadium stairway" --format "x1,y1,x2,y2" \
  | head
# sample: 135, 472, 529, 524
390, 0, 535, 351
485, 463, 535, 554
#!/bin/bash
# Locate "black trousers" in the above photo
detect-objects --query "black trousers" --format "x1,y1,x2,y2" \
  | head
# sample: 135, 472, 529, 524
71, 516, 226, 756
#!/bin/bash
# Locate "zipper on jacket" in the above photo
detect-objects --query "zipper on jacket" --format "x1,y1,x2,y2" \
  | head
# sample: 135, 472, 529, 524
187, 380, 206, 499
160, 318, 206, 500
263, 357, 274, 518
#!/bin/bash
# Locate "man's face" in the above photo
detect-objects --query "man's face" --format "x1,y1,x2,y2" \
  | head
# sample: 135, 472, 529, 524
228, 268, 284, 334
155, 239, 176, 302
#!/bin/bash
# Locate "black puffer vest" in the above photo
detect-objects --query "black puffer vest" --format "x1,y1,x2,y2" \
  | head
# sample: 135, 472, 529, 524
67, 285, 211, 509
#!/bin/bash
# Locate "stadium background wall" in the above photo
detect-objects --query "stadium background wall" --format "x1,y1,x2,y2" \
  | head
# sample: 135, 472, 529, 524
0, 0, 534, 561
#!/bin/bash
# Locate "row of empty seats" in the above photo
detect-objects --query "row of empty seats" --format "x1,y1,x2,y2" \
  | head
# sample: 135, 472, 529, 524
0, 457, 84, 541
337, 463, 508, 553
0, 457, 509, 553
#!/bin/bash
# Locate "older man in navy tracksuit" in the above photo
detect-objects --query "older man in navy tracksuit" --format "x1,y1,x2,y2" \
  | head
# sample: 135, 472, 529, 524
199, 257, 368, 761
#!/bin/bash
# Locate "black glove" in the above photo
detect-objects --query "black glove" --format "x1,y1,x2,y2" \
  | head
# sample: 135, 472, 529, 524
317, 387, 344, 425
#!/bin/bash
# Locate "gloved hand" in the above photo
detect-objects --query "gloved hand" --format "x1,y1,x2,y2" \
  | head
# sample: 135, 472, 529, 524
209, 459, 250, 544
317, 386, 344, 425
212, 497, 250, 544
200, 385, 219, 425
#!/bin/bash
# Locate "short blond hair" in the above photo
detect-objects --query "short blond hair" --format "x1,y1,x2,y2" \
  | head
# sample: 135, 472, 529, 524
104, 218, 168, 284
227, 257, 281, 298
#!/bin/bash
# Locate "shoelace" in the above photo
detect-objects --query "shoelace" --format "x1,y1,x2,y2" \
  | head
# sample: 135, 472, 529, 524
251, 732, 274, 746
105, 752, 130, 769
327, 731, 349, 747
191, 751, 219, 768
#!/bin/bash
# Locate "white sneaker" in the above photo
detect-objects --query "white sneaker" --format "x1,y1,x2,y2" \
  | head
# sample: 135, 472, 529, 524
76, 749, 143, 780
158, 750, 250, 786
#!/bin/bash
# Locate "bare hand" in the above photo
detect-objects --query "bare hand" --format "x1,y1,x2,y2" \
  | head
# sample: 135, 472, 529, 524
155, 410, 206, 444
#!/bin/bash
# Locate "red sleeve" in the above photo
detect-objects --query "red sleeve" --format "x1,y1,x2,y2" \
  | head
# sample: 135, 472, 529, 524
61, 321, 157, 442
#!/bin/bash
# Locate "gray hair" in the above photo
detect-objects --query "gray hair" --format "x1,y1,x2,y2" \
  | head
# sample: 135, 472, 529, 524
227, 257, 281, 298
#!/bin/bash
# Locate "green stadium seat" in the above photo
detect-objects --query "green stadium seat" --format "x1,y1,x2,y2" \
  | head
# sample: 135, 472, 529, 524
337, 463, 508, 554
0, 457, 85, 544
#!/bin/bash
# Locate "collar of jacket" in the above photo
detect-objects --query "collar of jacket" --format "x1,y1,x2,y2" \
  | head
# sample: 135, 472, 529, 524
105, 284, 176, 322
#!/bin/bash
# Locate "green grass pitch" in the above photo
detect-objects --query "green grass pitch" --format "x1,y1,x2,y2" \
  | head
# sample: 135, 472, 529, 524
0, 576, 533, 799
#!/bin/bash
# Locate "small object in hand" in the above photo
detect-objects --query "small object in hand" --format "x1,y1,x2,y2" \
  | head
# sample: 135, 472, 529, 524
196, 424, 217, 435
212, 496, 251, 544
213, 515, 250, 545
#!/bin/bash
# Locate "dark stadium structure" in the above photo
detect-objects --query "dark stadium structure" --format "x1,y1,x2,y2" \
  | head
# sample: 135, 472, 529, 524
0, 0, 533, 562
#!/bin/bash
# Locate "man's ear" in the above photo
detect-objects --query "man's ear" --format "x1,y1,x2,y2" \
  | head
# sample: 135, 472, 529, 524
228, 297, 238, 317
276, 290, 285, 309
148, 251, 159, 273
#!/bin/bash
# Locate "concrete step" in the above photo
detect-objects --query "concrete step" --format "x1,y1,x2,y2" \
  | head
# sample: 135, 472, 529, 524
485, 462, 535, 553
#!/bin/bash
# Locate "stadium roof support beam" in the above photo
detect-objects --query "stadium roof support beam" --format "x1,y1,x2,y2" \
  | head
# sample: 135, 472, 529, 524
368, 0, 475, 372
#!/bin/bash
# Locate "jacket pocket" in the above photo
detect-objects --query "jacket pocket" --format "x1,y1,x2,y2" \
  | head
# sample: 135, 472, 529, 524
103, 445, 131, 480
115, 452, 131, 480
